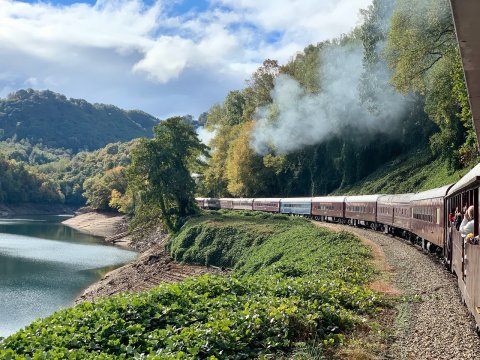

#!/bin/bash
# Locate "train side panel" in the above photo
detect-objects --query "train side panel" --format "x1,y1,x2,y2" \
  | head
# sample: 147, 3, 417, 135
280, 198, 312, 215
232, 198, 254, 210
253, 198, 281, 212
344, 195, 381, 224
311, 196, 345, 219
219, 198, 234, 210
205, 198, 220, 209
377, 194, 414, 232
410, 185, 452, 248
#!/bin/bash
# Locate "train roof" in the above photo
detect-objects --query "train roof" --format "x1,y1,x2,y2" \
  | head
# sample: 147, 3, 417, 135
378, 193, 414, 205
345, 195, 383, 203
280, 197, 312, 203
411, 184, 454, 201
254, 198, 282, 202
312, 196, 346, 203
447, 163, 480, 196
232, 198, 255, 202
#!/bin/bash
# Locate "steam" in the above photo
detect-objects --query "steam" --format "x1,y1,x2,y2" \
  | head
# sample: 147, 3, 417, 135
196, 126, 216, 146
251, 9, 407, 154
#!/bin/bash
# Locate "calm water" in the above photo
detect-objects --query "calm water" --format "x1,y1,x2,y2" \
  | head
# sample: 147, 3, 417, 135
0, 215, 137, 337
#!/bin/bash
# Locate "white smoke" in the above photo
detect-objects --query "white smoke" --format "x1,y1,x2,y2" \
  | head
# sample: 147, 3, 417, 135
250, 40, 408, 154
196, 126, 216, 146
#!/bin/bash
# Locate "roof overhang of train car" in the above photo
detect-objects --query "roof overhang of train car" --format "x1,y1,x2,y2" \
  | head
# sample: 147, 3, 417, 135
280, 198, 312, 204
412, 184, 454, 201
312, 196, 346, 203
378, 193, 415, 205
345, 195, 383, 203
450, 0, 480, 146
447, 163, 480, 197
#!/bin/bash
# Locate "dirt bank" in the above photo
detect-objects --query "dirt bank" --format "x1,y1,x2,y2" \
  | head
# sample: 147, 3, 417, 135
62, 211, 131, 247
69, 214, 227, 303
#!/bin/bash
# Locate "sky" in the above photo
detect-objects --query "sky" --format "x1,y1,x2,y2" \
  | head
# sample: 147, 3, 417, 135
0, 0, 372, 119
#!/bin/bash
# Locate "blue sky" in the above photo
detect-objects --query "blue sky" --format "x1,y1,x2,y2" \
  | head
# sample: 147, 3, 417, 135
0, 0, 372, 119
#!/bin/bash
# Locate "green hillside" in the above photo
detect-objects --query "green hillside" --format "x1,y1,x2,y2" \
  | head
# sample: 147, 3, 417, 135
0, 89, 157, 151
334, 147, 474, 195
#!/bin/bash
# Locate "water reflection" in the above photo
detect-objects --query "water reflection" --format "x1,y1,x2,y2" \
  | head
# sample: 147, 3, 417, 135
0, 216, 137, 337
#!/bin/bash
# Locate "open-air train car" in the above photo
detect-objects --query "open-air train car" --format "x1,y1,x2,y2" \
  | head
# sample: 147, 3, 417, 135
445, 163, 480, 329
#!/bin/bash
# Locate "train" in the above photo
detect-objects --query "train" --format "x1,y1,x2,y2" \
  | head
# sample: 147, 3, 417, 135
196, 162, 480, 331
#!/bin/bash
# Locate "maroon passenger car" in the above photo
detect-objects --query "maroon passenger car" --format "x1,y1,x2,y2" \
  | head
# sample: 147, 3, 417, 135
253, 198, 281, 212
232, 198, 254, 210
311, 196, 345, 222
377, 194, 414, 234
344, 195, 382, 227
410, 184, 453, 249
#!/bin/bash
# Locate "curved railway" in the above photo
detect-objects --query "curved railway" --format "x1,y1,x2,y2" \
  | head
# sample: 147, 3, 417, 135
197, 163, 480, 332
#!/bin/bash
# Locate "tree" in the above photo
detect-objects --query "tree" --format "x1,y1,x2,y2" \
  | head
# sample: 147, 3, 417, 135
386, 0, 477, 167
128, 117, 209, 232
83, 166, 128, 211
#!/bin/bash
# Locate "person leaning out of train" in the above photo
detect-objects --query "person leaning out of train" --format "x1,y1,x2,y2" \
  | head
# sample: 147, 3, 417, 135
460, 205, 479, 244
460, 206, 474, 236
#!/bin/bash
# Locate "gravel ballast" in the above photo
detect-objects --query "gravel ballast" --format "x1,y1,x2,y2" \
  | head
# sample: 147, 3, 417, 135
319, 223, 480, 360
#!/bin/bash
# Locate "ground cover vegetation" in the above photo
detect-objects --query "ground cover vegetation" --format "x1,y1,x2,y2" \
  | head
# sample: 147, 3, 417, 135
0, 212, 384, 358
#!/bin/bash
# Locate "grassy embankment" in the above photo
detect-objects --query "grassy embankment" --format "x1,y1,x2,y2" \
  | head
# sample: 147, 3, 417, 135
0, 212, 386, 359
336, 147, 474, 195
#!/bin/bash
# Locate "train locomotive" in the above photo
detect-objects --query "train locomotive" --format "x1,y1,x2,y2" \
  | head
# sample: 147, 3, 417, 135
196, 162, 480, 331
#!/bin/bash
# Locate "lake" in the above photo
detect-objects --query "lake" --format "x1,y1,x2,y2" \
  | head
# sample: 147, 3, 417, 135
0, 215, 137, 338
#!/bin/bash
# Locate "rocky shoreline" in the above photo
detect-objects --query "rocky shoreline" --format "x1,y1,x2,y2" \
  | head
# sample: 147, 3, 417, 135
63, 212, 225, 303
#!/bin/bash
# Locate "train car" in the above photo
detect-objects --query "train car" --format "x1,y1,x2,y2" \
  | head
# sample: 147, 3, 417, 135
445, 163, 480, 330
410, 184, 453, 250
344, 195, 382, 228
253, 198, 281, 213
204, 198, 220, 209
377, 194, 414, 235
195, 197, 205, 208
232, 198, 254, 210
311, 196, 345, 222
280, 198, 312, 216
219, 198, 234, 210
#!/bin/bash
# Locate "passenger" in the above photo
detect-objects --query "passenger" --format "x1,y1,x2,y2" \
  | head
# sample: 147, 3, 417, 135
448, 208, 455, 223
455, 207, 462, 231
459, 205, 475, 237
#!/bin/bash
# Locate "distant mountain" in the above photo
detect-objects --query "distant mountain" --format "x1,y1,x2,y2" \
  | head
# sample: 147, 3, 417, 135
0, 89, 158, 151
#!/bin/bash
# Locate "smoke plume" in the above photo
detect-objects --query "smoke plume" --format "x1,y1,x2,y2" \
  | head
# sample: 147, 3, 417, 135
250, 9, 407, 154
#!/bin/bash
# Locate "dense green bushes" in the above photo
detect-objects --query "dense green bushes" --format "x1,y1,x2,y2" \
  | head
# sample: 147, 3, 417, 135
0, 212, 382, 358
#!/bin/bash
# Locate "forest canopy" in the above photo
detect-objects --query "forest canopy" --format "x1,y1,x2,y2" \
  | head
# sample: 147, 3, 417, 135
198, 0, 477, 198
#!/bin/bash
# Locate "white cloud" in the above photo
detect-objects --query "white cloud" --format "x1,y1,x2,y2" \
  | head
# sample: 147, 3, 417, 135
0, 0, 372, 118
